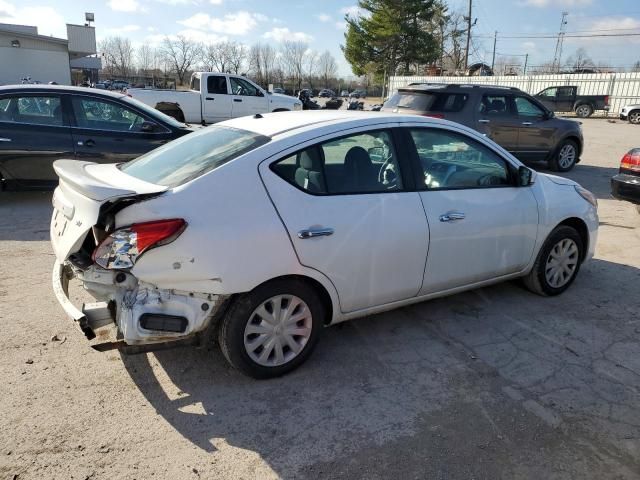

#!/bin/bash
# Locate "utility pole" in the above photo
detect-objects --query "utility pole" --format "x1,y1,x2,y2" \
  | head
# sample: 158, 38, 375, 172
552, 11, 568, 73
464, 0, 472, 71
491, 31, 497, 72
523, 53, 529, 75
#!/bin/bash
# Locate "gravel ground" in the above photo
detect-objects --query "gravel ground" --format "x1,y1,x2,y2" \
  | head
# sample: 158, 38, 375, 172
0, 118, 639, 480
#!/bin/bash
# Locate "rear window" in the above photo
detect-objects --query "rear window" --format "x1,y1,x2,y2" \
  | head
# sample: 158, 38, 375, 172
384, 91, 468, 112
120, 126, 270, 187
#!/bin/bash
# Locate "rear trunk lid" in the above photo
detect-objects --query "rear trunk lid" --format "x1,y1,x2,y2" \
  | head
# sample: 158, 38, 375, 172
50, 160, 167, 261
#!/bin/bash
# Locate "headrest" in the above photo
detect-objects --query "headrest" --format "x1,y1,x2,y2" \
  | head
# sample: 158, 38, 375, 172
299, 148, 323, 171
344, 146, 372, 167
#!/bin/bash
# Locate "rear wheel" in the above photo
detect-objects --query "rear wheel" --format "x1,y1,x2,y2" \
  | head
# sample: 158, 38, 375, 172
218, 279, 324, 379
523, 226, 583, 296
628, 110, 640, 124
549, 139, 578, 172
575, 104, 593, 118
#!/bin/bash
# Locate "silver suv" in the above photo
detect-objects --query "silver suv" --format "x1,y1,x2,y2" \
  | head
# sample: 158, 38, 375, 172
381, 84, 584, 172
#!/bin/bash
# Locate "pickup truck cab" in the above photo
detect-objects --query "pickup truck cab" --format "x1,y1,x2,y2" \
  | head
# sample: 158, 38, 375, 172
128, 73, 302, 124
534, 86, 609, 118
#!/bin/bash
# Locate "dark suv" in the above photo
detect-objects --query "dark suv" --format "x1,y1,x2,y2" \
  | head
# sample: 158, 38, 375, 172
381, 84, 583, 171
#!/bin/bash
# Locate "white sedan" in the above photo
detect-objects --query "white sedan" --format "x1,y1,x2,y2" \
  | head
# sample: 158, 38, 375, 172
50, 111, 598, 378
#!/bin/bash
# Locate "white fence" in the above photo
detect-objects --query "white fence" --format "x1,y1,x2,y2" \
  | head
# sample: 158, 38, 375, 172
388, 73, 640, 114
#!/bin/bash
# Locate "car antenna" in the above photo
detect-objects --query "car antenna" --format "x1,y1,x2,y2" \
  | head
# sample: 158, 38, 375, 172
254, 113, 263, 119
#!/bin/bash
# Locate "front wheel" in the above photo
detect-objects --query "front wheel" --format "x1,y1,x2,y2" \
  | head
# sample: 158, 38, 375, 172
523, 226, 583, 296
575, 104, 593, 118
549, 139, 578, 172
628, 110, 640, 124
218, 279, 324, 379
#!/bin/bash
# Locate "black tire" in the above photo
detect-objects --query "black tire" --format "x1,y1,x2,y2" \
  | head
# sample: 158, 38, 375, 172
628, 110, 640, 125
575, 104, 593, 118
523, 225, 583, 297
548, 138, 579, 172
218, 278, 325, 379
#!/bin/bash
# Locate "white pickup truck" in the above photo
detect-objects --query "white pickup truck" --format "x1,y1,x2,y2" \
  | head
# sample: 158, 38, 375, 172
127, 72, 302, 124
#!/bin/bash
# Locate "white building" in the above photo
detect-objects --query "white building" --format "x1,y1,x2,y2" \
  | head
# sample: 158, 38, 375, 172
0, 23, 101, 86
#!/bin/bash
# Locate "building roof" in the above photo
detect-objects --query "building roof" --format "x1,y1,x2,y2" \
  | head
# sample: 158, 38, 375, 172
0, 24, 68, 45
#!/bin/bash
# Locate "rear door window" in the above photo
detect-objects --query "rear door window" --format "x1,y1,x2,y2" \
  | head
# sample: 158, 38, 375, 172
479, 95, 512, 116
385, 92, 467, 112
3, 95, 64, 126
207, 76, 228, 94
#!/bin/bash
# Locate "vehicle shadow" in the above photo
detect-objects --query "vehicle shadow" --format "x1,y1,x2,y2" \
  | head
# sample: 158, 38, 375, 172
0, 191, 53, 241
526, 162, 618, 200
120, 257, 640, 477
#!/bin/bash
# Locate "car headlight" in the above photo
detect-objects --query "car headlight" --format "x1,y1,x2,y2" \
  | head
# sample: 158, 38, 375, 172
92, 219, 186, 269
574, 185, 597, 208
293, 102, 302, 111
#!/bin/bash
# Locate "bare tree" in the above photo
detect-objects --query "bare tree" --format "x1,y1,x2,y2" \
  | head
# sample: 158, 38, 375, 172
565, 48, 593, 72
137, 45, 156, 72
317, 51, 338, 88
248, 43, 277, 86
493, 55, 521, 76
203, 41, 246, 74
303, 50, 319, 90
442, 11, 466, 74
281, 41, 308, 92
632, 61, 640, 73
160, 35, 203, 85
100, 36, 134, 77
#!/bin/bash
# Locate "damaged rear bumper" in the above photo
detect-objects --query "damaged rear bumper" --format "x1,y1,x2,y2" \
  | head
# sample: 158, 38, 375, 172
52, 261, 226, 353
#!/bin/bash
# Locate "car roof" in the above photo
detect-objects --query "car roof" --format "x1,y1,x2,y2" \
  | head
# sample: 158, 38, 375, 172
400, 83, 524, 94
219, 110, 448, 138
0, 84, 126, 99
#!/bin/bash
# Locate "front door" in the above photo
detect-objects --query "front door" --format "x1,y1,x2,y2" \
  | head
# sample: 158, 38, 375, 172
260, 128, 429, 313
229, 77, 269, 118
0, 93, 73, 188
69, 95, 172, 164
404, 126, 538, 294
514, 95, 556, 161
202, 75, 232, 123
475, 93, 519, 154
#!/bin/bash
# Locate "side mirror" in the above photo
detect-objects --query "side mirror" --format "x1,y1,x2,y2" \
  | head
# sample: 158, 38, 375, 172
140, 121, 157, 132
518, 166, 533, 186
544, 110, 554, 120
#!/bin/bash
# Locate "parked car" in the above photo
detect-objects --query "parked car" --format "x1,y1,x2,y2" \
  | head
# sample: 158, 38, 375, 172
272, 87, 286, 94
619, 103, 640, 124
0, 85, 193, 190
381, 84, 584, 171
51, 111, 598, 378
110, 80, 130, 91
128, 73, 302, 124
318, 89, 336, 98
534, 86, 609, 118
340, 90, 349, 97
349, 90, 367, 99
611, 148, 640, 204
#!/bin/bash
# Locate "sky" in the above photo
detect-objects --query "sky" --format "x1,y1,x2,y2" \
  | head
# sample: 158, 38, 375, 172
1, 0, 640, 76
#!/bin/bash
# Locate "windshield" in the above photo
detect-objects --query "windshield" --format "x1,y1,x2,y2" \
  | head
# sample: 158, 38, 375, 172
121, 96, 188, 129
384, 92, 437, 111
120, 126, 270, 187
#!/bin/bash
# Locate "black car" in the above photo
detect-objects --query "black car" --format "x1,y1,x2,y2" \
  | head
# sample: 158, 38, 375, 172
0, 85, 193, 190
611, 149, 640, 204
381, 84, 584, 171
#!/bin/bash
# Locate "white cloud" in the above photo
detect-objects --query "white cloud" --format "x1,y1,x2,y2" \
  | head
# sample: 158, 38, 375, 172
590, 16, 640, 31
155, 0, 198, 5
178, 11, 264, 35
522, 41, 536, 51
108, 0, 146, 13
0, 1, 67, 38
210, 0, 223, 4
335, 21, 347, 30
263, 27, 312, 43
104, 24, 142, 35
520, 0, 591, 7
340, 5, 362, 17
316, 13, 331, 22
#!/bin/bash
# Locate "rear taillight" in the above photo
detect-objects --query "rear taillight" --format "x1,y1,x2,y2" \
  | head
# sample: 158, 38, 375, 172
620, 149, 640, 173
604, 95, 609, 106
92, 219, 186, 270
422, 113, 445, 119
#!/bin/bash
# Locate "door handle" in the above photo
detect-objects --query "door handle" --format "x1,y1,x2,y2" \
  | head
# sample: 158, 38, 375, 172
478, 119, 490, 124
233, 98, 243, 102
0, 137, 11, 142
297, 228, 334, 239
521, 122, 533, 126
206, 97, 215, 101
439, 212, 465, 222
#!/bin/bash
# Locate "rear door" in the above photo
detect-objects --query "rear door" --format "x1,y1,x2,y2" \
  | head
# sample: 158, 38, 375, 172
229, 77, 269, 117
202, 75, 232, 123
69, 94, 173, 164
555, 86, 576, 111
0, 93, 73, 188
475, 93, 519, 154
514, 95, 556, 161
260, 127, 429, 313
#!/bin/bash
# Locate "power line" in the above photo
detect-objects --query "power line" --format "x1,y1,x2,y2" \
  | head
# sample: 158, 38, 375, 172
475, 32, 640, 39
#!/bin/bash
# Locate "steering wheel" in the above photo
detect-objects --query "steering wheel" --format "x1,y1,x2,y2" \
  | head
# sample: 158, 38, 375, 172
477, 173, 503, 186
377, 155, 399, 189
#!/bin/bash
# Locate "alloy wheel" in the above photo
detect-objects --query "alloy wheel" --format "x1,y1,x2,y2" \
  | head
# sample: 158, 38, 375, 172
558, 144, 576, 169
545, 238, 579, 288
243, 294, 313, 367
576, 105, 591, 117
629, 112, 640, 124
